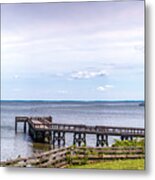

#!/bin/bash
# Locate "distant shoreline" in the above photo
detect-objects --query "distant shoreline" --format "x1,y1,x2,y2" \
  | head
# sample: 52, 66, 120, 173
1, 100, 144, 103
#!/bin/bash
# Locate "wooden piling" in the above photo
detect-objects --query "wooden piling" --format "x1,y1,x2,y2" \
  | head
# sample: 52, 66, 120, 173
96, 134, 108, 147
15, 116, 28, 133
24, 121, 27, 133
15, 120, 17, 133
73, 132, 86, 146
52, 131, 65, 147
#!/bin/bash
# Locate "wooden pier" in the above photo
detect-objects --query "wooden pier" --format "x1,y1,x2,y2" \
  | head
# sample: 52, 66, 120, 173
15, 116, 145, 147
15, 116, 29, 133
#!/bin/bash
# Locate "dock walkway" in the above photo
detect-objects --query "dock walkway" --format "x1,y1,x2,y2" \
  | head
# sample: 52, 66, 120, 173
15, 116, 145, 147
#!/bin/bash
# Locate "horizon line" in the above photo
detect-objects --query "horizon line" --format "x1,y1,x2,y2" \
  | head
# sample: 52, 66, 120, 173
0, 99, 144, 102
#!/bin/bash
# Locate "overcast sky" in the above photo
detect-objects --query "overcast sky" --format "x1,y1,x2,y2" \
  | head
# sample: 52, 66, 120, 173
1, 1, 144, 101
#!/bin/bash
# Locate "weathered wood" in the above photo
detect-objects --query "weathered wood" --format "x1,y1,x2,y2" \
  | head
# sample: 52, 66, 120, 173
1, 146, 145, 168
50, 123, 145, 137
70, 154, 145, 163
15, 116, 145, 146
24, 121, 27, 133
73, 132, 86, 146
52, 131, 65, 147
96, 134, 108, 147
15, 116, 28, 133
15, 121, 17, 133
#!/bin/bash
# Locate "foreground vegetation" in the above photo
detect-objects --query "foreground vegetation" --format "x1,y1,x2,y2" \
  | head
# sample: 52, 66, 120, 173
68, 159, 144, 170
1, 139, 144, 169
67, 139, 145, 170
112, 138, 144, 148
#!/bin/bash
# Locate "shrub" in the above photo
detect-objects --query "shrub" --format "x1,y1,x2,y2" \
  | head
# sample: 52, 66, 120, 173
112, 138, 144, 148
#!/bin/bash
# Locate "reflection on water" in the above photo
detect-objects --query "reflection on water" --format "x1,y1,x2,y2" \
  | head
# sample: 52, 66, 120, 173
31, 143, 52, 154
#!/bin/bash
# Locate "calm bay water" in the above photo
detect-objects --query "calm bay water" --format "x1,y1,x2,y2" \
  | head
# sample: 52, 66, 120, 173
1, 101, 144, 161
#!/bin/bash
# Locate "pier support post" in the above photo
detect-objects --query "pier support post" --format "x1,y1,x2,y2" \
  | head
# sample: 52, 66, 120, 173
15, 117, 28, 134
121, 136, 133, 141
15, 121, 17, 133
44, 131, 52, 143
36, 131, 45, 142
52, 131, 65, 148
130, 136, 133, 141
28, 124, 32, 136
73, 132, 86, 146
24, 121, 27, 133
96, 134, 108, 147
28, 124, 35, 139
121, 136, 124, 141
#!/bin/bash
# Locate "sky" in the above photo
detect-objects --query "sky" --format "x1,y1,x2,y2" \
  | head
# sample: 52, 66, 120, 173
1, 0, 144, 101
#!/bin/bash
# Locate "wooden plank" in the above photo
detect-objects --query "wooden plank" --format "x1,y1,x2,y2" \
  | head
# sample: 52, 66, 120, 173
72, 149, 144, 155
2, 146, 144, 167
70, 154, 145, 160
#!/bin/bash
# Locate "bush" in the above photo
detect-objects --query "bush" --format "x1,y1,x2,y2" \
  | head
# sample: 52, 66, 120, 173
112, 138, 144, 148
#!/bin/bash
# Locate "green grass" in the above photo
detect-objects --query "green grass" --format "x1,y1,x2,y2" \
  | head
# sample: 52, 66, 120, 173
68, 159, 144, 170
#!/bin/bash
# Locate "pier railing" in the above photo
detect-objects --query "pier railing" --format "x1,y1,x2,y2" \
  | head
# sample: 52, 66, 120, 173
30, 122, 145, 137
15, 116, 145, 145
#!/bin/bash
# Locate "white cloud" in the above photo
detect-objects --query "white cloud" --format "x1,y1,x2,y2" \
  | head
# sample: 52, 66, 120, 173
71, 70, 107, 79
97, 85, 113, 92
97, 86, 105, 92
104, 85, 113, 88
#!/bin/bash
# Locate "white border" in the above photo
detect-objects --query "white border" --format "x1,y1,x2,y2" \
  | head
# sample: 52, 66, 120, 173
0, 0, 154, 179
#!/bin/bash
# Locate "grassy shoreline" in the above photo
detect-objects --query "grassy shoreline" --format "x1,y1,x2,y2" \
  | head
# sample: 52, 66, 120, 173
1, 139, 145, 169
67, 139, 145, 170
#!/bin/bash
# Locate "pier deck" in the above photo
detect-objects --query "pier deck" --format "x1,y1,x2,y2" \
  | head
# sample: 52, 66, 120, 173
15, 116, 145, 147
